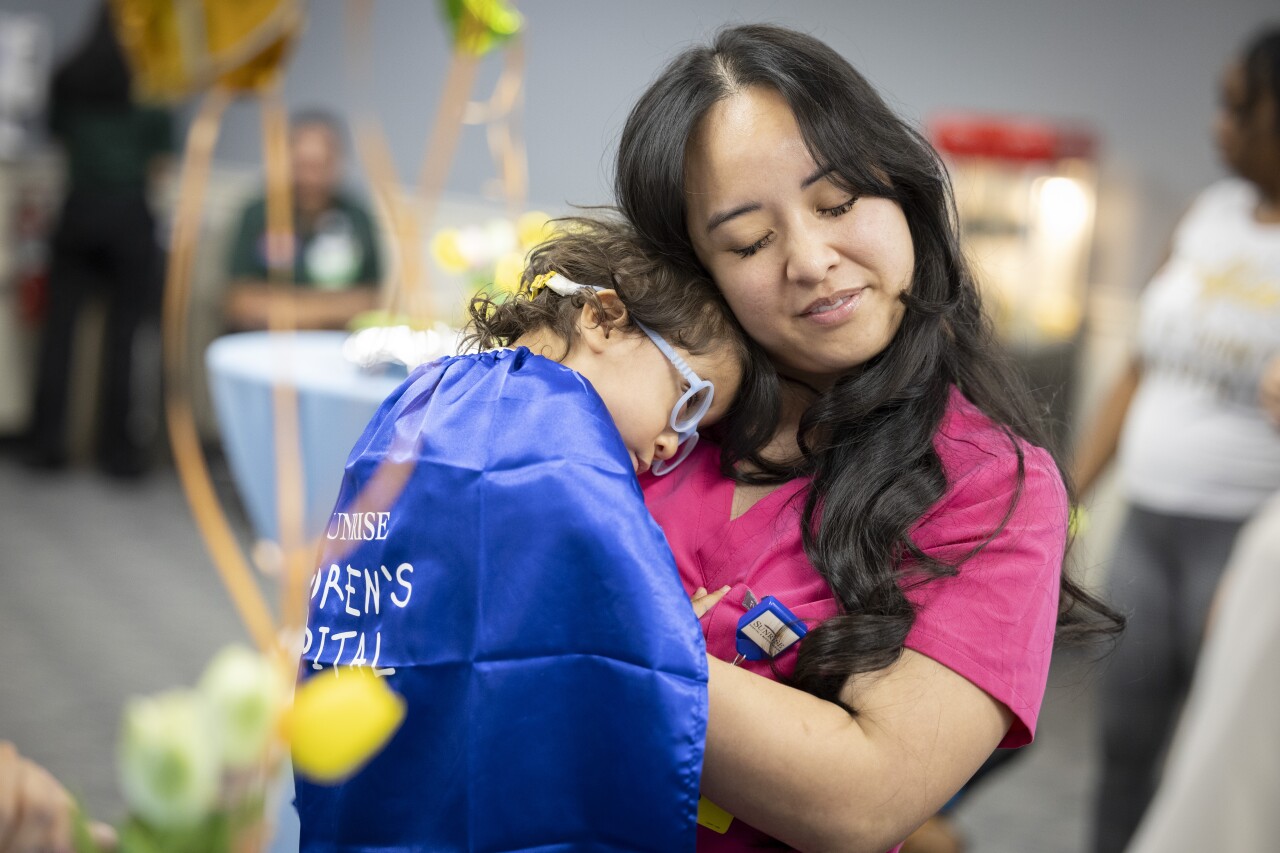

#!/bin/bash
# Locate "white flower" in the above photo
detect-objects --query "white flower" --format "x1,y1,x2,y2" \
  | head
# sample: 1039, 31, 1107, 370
482, 217, 518, 258
118, 689, 220, 828
455, 225, 491, 268
198, 644, 286, 769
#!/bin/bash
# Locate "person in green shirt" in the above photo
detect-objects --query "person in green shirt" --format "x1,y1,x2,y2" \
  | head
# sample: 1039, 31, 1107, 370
223, 111, 383, 331
26, 4, 174, 478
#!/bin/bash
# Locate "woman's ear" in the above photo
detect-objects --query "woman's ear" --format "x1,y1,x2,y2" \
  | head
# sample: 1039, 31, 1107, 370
577, 289, 629, 353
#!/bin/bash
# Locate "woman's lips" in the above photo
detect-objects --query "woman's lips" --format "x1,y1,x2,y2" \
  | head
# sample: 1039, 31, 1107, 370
801, 288, 865, 325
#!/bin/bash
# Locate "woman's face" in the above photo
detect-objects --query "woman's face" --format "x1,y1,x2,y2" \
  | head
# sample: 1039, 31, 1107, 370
1216, 61, 1280, 187
683, 86, 915, 389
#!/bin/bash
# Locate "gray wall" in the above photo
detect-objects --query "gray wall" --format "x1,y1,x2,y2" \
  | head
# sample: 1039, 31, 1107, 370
8, 0, 1279, 293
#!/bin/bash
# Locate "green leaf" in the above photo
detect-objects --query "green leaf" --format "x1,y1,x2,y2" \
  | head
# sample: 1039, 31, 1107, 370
118, 812, 234, 853
438, 0, 522, 55
71, 806, 105, 853
118, 819, 165, 853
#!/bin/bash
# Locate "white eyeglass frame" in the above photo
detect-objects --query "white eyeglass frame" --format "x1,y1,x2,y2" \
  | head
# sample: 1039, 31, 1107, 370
545, 275, 714, 475
632, 320, 715, 476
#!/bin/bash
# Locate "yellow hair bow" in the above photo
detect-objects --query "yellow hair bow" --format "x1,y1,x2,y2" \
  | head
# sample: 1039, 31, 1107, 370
527, 271, 559, 300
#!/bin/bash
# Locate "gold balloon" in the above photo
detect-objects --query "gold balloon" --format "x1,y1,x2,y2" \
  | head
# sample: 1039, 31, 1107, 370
108, 0, 305, 100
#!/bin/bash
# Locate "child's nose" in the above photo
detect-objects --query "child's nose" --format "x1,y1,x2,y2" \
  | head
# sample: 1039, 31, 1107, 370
654, 430, 680, 461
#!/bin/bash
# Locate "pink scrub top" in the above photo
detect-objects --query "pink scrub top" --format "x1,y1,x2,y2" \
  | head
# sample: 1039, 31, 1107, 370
642, 387, 1068, 852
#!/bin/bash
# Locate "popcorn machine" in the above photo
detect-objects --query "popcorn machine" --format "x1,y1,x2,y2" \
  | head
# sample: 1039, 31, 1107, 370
930, 113, 1099, 448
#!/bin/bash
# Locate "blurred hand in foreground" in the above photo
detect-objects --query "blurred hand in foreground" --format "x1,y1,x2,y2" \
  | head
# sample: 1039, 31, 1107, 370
0, 741, 116, 852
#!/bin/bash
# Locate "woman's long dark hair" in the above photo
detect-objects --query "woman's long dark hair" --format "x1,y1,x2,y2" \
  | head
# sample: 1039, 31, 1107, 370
616, 23, 1122, 709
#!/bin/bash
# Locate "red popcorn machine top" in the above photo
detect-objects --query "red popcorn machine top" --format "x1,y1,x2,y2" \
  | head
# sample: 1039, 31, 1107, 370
930, 112, 1098, 349
930, 112, 1100, 448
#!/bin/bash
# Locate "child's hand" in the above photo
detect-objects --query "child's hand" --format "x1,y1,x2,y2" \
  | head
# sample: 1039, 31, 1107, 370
690, 585, 731, 618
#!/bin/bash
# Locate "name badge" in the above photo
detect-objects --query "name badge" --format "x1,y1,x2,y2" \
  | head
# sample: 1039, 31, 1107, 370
734, 596, 808, 663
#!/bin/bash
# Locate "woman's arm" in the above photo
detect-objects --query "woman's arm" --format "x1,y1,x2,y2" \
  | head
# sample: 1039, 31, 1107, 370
701, 651, 1011, 852
1071, 230, 1188, 498
1070, 356, 1142, 497
1258, 354, 1280, 427
223, 282, 379, 331
698, 405, 1063, 852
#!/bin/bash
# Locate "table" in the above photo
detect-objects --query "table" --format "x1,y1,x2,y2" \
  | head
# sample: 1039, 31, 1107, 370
205, 331, 408, 543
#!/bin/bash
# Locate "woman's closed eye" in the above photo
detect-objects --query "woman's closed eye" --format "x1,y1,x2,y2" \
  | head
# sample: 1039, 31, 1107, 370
732, 232, 774, 259
819, 196, 858, 217
729, 196, 858, 258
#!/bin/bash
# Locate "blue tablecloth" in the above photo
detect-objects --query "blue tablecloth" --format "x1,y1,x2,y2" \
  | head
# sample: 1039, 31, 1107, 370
206, 331, 406, 543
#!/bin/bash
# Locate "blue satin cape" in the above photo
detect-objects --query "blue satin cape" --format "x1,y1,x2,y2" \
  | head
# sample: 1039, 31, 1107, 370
295, 347, 708, 852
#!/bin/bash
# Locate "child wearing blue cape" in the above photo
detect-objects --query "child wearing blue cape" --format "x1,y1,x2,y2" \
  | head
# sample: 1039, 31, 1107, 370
296, 217, 747, 852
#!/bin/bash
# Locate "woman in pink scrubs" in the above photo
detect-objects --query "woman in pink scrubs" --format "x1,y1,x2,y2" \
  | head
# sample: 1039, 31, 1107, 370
616, 24, 1123, 852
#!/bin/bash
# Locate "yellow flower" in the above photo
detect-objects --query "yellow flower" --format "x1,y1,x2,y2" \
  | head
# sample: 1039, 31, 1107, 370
516, 210, 553, 249
198, 644, 286, 769
285, 668, 406, 784
492, 251, 525, 293
118, 689, 220, 828
429, 228, 470, 274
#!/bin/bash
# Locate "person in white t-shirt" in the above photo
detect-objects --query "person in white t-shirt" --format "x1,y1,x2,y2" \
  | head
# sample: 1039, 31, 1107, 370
1071, 26, 1280, 853
1124, 482, 1280, 853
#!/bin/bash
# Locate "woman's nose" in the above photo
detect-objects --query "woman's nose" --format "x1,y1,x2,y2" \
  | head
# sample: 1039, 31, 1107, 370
784, 224, 839, 285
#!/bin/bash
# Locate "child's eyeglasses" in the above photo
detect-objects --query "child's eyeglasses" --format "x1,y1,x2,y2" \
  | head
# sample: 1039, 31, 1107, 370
542, 274, 715, 475
632, 321, 714, 476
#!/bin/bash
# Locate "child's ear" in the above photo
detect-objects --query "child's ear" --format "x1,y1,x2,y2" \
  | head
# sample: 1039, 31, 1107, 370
577, 289, 629, 353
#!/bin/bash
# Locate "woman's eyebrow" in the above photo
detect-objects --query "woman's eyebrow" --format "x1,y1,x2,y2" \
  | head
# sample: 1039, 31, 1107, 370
706, 203, 760, 234
705, 168, 835, 233
801, 167, 831, 189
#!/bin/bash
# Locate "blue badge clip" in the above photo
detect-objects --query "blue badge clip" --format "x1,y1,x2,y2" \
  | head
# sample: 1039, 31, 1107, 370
734, 596, 809, 662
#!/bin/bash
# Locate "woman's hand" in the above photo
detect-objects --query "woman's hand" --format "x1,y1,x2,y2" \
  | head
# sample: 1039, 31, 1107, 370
690, 585, 731, 618
1258, 354, 1280, 427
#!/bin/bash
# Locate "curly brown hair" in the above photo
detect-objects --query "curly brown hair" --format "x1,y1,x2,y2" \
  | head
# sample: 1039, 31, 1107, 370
462, 216, 749, 369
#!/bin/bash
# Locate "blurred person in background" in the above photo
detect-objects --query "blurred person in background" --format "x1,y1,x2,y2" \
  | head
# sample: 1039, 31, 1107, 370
1072, 25, 1280, 853
222, 110, 382, 331
1123, 478, 1280, 853
24, 3, 173, 478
